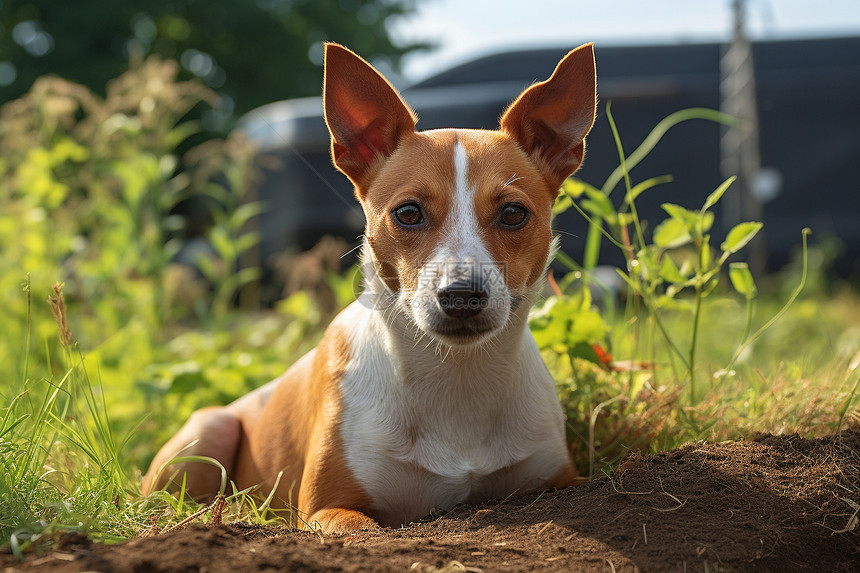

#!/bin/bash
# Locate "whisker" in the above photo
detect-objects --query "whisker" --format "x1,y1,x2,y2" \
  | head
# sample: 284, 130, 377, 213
340, 239, 365, 260
441, 345, 452, 363
504, 174, 523, 187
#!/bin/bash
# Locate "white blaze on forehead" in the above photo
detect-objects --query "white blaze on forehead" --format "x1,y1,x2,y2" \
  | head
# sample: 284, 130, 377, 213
454, 140, 470, 206
447, 139, 484, 262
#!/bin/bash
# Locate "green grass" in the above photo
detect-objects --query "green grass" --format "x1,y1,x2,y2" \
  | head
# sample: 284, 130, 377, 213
0, 284, 321, 555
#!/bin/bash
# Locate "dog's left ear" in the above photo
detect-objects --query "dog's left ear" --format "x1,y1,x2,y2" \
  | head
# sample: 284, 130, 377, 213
323, 43, 417, 192
501, 43, 597, 192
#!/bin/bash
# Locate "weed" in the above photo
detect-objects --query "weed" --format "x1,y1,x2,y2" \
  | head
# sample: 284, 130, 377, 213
540, 105, 852, 475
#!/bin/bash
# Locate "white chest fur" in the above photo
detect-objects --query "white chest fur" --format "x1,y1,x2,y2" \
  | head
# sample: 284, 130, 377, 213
336, 298, 569, 528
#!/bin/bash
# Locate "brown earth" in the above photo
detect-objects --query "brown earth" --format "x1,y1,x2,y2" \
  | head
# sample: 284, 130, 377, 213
3, 432, 859, 573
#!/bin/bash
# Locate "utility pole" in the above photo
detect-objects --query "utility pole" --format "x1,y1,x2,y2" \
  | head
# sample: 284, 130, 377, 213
720, 0, 767, 276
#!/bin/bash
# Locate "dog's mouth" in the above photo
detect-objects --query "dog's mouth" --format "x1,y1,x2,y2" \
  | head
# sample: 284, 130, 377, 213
432, 320, 493, 337
423, 316, 499, 346
407, 291, 526, 347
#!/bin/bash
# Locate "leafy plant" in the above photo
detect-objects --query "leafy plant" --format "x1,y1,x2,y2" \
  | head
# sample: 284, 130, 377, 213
1, 278, 323, 553
0, 60, 290, 550
556, 105, 771, 400
0, 55, 260, 340
538, 105, 828, 475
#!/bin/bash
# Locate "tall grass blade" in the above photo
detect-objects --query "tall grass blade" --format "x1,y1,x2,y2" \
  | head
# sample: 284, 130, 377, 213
728, 228, 811, 369
583, 107, 736, 270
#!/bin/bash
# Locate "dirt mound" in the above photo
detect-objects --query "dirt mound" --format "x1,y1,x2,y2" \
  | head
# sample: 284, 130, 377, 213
4, 433, 859, 572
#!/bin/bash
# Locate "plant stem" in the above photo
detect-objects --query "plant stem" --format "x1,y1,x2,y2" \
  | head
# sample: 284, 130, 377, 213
583, 220, 603, 271
649, 308, 659, 387
651, 305, 688, 377
737, 295, 754, 362
606, 107, 648, 253
729, 228, 811, 368
688, 285, 703, 403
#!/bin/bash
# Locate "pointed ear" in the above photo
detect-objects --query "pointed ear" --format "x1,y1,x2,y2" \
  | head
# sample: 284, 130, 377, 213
323, 43, 418, 190
500, 43, 597, 192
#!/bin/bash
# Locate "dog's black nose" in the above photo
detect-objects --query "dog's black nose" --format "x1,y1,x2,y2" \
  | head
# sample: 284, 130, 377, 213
438, 279, 489, 319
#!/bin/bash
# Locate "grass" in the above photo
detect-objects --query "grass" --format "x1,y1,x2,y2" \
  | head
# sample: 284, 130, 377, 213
1, 281, 316, 556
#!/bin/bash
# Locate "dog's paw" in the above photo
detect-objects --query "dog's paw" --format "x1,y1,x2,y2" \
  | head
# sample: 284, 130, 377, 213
306, 508, 380, 535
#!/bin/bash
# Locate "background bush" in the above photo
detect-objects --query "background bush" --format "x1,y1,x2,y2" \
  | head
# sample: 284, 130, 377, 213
0, 0, 429, 131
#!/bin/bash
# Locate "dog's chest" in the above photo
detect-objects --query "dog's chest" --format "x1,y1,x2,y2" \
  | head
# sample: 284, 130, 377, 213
336, 307, 566, 527
340, 364, 523, 526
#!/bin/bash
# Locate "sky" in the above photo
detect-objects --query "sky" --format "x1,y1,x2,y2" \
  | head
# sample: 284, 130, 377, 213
389, 0, 860, 82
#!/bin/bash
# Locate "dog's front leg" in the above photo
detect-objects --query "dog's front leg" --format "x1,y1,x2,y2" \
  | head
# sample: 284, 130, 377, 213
297, 406, 379, 534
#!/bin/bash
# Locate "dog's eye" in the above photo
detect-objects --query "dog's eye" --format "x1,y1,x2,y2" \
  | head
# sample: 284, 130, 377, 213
393, 203, 425, 227
499, 204, 529, 229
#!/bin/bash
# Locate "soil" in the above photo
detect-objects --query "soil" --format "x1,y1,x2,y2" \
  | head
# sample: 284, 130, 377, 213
3, 432, 859, 573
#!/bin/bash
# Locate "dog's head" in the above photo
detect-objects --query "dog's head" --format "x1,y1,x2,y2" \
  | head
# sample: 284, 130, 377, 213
323, 43, 596, 348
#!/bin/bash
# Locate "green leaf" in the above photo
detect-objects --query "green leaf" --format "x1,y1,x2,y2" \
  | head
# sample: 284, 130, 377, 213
582, 187, 616, 221
529, 296, 609, 351
562, 178, 592, 199
634, 246, 661, 281
568, 341, 602, 366
235, 232, 261, 256
729, 262, 757, 297
194, 255, 217, 281
200, 181, 231, 204
581, 199, 615, 224
625, 175, 674, 205
167, 120, 203, 149
553, 194, 574, 216
0, 413, 30, 440
659, 256, 687, 284
661, 203, 700, 232
721, 222, 763, 254
234, 267, 261, 288
229, 201, 267, 231
209, 227, 234, 259
702, 176, 736, 212
168, 369, 208, 394
653, 217, 691, 249
601, 107, 737, 197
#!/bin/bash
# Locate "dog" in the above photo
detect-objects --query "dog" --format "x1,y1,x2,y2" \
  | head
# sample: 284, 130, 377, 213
143, 42, 597, 534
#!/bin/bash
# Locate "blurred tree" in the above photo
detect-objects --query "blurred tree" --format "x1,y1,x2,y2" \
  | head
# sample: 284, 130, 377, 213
0, 0, 429, 130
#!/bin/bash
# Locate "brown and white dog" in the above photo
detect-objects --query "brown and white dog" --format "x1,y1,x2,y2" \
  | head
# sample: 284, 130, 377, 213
143, 42, 597, 534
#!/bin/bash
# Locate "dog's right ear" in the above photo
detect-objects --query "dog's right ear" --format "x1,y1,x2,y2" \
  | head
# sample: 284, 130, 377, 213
323, 43, 417, 192
500, 43, 597, 193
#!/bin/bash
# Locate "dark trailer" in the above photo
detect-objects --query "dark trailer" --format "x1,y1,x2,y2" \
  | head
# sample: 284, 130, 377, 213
239, 36, 860, 294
